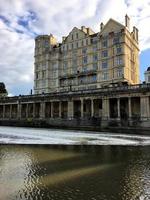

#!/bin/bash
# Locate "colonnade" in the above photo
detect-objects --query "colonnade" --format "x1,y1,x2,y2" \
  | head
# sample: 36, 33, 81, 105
0, 96, 150, 121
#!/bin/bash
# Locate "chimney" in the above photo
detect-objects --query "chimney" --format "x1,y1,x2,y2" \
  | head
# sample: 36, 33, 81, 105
100, 22, 104, 31
81, 26, 87, 33
133, 26, 139, 41
49, 34, 57, 45
87, 28, 90, 35
125, 14, 130, 29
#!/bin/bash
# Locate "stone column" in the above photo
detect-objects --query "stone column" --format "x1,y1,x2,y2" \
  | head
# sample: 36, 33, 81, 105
128, 97, 132, 118
102, 98, 110, 119
3, 105, 5, 119
91, 99, 94, 117
117, 98, 120, 119
59, 102, 62, 118
68, 101, 74, 119
40, 102, 45, 119
9, 104, 12, 119
81, 99, 84, 118
51, 102, 53, 118
26, 104, 29, 118
17, 103, 21, 119
140, 96, 150, 119
33, 103, 36, 118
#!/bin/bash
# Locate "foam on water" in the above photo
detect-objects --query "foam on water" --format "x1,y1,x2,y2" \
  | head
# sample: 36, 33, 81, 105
0, 126, 150, 145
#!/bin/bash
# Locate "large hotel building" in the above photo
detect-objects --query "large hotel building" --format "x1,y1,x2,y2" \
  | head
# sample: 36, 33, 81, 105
34, 15, 139, 94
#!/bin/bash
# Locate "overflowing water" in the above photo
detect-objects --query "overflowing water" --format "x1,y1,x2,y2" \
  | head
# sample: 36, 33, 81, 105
0, 126, 150, 200
0, 126, 150, 145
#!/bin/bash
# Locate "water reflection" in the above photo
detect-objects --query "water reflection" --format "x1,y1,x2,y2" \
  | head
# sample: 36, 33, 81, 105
0, 145, 150, 200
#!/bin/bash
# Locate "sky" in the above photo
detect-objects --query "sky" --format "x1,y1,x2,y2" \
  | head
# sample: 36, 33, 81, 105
0, 0, 150, 96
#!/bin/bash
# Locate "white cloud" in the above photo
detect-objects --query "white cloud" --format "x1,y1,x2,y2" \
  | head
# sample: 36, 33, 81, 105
0, 0, 150, 95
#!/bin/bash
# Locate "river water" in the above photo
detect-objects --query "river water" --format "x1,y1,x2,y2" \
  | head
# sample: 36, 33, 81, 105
0, 126, 150, 200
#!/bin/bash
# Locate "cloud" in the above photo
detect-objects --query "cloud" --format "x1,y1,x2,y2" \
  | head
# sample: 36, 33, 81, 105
0, 0, 150, 95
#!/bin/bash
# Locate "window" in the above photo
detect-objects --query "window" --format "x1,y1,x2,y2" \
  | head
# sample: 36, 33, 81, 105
76, 33, 78, 39
86, 39, 88, 45
116, 46, 122, 54
93, 63, 98, 70
93, 54, 98, 62
72, 59, 77, 67
102, 61, 108, 69
102, 72, 108, 80
44, 41, 49, 47
116, 57, 123, 65
76, 42, 78, 48
82, 48, 87, 54
42, 71, 46, 78
83, 56, 88, 65
82, 40, 84, 46
92, 75, 97, 82
72, 34, 74, 40
72, 43, 74, 49
148, 75, 150, 83
83, 66, 87, 72
63, 61, 68, 69
113, 37, 120, 44
117, 68, 123, 77
93, 44, 97, 51
36, 72, 38, 79
91, 37, 97, 44
102, 40, 108, 47
102, 50, 108, 57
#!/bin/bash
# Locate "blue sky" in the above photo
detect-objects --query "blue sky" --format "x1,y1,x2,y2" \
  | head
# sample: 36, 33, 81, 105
0, 0, 150, 96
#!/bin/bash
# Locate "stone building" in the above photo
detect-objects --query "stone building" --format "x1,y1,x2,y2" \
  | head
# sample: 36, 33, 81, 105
0, 82, 7, 97
144, 67, 150, 83
34, 15, 139, 94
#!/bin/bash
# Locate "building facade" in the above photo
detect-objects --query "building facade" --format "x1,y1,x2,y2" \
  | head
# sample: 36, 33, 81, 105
144, 67, 150, 83
34, 15, 139, 94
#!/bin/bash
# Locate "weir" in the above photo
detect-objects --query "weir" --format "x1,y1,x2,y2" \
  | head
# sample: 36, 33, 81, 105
0, 84, 150, 131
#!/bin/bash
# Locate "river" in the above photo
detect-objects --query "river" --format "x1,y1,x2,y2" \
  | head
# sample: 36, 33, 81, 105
0, 126, 150, 200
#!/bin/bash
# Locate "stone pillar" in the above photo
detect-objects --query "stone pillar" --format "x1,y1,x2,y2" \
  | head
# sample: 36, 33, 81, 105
51, 102, 53, 118
33, 103, 36, 118
40, 102, 45, 119
68, 101, 74, 119
17, 103, 21, 119
59, 102, 62, 118
81, 99, 84, 118
102, 98, 110, 119
140, 96, 150, 119
9, 104, 12, 119
91, 99, 94, 117
3, 105, 5, 118
26, 104, 29, 118
117, 98, 120, 119
128, 97, 132, 118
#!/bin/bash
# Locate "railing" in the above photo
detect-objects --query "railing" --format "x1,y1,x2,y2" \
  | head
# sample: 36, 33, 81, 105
0, 83, 150, 102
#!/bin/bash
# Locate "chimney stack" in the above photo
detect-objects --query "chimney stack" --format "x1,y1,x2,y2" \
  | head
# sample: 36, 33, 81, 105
81, 26, 87, 33
125, 14, 130, 29
133, 26, 139, 41
100, 22, 104, 31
